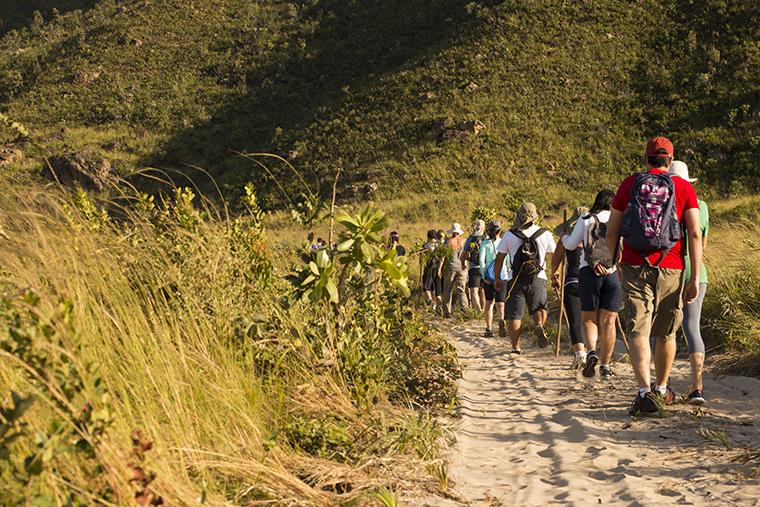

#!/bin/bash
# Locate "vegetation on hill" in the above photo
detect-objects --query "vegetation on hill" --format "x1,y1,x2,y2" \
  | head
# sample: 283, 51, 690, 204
0, 0, 757, 206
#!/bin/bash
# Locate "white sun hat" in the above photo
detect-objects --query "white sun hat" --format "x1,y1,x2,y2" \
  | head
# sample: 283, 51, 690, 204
668, 160, 697, 183
448, 222, 464, 235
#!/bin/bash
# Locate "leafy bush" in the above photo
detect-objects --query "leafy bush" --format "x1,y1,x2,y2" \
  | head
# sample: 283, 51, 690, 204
0, 183, 458, 503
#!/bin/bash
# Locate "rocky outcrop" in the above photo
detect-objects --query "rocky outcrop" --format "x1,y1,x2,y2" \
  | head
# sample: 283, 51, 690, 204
43, 151, 113, 191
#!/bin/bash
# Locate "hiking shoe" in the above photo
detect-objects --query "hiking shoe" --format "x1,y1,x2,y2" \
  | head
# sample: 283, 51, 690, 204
510, 348, 522, 355
600, 365, 616, 380
484, 329, 494, 338
652, 385, 677, 406
629, 392, 661, 416
582, 350, 599, 378
498, 319, 507, 338
688, 390, 705, 405
571, 356, 586, 371
535, 325, 548, 348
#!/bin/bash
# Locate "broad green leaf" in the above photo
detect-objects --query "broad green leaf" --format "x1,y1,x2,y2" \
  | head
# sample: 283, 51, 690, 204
325, 280, 339, 303
337, 238, 355, 252
316, 249, 330, 268
309, 262, 319, 275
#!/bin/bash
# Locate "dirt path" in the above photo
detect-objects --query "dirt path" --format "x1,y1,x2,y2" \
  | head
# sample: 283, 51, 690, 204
440, 320, 760, 506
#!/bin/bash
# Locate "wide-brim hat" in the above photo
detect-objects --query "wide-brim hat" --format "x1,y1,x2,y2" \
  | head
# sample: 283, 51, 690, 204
512, 202, 539, 230
448, 222, 464, 235
554, 206, 588, 236
668, 160, 697, 183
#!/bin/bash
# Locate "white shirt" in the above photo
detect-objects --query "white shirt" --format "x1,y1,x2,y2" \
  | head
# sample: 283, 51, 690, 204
496, 224, 556, 280
561, 210, 616, 273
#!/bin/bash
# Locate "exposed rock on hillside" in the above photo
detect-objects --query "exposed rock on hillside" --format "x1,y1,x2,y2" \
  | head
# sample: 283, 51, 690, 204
43, 152, 113, 191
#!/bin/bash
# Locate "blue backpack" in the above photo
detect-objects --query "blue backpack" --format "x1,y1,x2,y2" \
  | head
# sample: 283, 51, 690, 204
620, 172, 681, 266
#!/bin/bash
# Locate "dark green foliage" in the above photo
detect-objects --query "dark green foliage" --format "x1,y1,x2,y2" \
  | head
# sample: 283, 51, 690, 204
0, 0, 757, 206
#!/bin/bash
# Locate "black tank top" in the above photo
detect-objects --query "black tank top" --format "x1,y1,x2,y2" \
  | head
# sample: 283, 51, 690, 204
565, 248, 581, 280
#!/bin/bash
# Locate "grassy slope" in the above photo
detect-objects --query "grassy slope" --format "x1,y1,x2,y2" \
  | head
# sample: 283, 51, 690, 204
1, 0, 758, 207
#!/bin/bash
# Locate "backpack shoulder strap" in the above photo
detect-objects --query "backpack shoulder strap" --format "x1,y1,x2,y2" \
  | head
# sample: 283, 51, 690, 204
511, 229, 527, 240
529, 227, 547, 241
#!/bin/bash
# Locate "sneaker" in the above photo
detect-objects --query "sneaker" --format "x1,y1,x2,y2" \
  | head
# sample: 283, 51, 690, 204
510, 348, 522, 355
688, 390, 705, 405
535, 325, 548, 348
652, 385, 677, 406
571, 356, 586, 371
629, 392, 661, 416
484, 329, 494, 338
600, 365, 616, 380
498, 319, 507, 338
582, 350, 599, 378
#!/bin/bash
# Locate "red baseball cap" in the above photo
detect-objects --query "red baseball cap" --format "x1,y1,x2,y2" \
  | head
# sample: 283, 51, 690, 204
646, 136, 674, 157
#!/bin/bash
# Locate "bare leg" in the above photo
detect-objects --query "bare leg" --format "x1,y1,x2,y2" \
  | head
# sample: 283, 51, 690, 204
573, 342, 587, 353
630, 334, 652, 389
690, 352, 705, 392
469, 287, 483, 311
495, 302, 505, 321
581, 310, 599, 351
484, 299, 494, 331
532, 309, 547, 327
479, 288, 486, 311
598, 309, 618, 365
508, 320, 522, 350
654, 337, 676, 387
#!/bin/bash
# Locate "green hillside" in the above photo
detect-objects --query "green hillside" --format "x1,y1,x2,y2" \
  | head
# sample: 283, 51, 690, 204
1, 0, 758, 207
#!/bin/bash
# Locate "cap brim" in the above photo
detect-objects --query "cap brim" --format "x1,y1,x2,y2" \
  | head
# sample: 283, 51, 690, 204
687, 177, 698, 183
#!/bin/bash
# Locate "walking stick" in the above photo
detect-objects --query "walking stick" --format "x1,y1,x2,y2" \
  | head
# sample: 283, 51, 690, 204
555, 208, 569, 357
615, 314, 631, 356
555, 284, 565, 357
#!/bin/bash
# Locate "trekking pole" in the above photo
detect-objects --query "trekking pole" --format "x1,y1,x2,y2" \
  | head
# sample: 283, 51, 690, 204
555, 208, 568, 357
615, 314, 631, 356
555, 282, 564, 357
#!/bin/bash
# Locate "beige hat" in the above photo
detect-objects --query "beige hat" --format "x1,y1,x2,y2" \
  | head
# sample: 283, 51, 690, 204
553, 206, 588, 236
471, 219, 486, 236
448, 222, 464, 235
668, 160, 697, 183
513, 202, 539, 230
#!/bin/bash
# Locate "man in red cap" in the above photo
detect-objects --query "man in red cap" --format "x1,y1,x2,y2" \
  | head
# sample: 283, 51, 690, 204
605, 136, 703, 416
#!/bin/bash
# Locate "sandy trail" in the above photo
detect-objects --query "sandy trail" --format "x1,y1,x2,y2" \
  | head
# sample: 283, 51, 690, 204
441, 320, 760, 506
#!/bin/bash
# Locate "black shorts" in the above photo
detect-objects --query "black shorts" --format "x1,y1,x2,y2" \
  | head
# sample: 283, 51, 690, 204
467, 268, 482, 288
505, 277, 548, 320
433, 275, 443, 296
579, 266, 622, 312
483, 281, 508, 303
422, 266, 436, 292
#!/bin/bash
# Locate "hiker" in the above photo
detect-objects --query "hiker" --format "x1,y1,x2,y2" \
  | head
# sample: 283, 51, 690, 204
422, 230, 439, 310
433, 230, 446, 311
388, 231, 406, 257
439, 223, 469, 317
606, 136, 703, 416
480, 220, 509, 337
669, 161, 709, 405
461, 220, 486, 312
550, 207, 587, 369
562, 191, 621, 380
493, 203, 556, 353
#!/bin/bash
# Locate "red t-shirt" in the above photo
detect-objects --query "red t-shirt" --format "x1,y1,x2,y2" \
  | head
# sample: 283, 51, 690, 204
611, 168, 699, 269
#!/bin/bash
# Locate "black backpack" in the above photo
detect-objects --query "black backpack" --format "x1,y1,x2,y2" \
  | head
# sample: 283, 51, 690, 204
584, 215, 612, 268
511, 228, 546, 281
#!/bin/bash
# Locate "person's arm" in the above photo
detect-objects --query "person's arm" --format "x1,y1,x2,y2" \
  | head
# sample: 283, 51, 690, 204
562, 218, 585, 251
606, 208, 624, 266
494, 252, 507, 291
460, 239, 469, 270
479, 242, 488, 278
550, 242, 565, 290
683, 208, 703, 304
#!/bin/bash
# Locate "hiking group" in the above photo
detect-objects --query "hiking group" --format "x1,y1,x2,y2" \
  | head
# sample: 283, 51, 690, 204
421, 136, 709, 416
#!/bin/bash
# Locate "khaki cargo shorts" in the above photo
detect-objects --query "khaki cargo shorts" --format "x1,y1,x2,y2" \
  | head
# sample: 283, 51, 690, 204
620, 264, 684, 342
